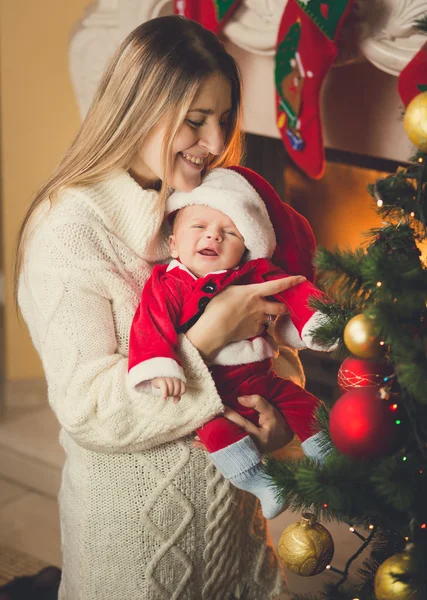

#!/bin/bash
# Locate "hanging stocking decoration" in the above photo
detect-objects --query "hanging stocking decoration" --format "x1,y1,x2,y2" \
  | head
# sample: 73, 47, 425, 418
398, 41, 427, 107
275, 0, 354, 179
174, 0, 241, 35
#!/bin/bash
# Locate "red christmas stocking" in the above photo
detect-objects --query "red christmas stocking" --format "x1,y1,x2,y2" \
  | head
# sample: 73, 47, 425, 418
398, 41, 427, 106
174, 0, 241, 35
275, 0, 354, 179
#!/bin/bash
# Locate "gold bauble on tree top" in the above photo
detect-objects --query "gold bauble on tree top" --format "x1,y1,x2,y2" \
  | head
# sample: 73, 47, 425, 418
277, 513, 334, 577
374, 548, 421, 600
403, 91, 427, 151
343, 314, 384, 359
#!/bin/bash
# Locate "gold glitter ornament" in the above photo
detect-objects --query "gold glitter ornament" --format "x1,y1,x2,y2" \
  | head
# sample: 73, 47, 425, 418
343, 314, 384, 359
403, 92, 427, 151
277, 513, 334, 576
374, 549, 421, 600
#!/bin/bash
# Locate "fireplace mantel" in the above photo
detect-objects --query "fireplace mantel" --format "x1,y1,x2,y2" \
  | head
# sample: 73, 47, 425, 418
69, 0, 426, 163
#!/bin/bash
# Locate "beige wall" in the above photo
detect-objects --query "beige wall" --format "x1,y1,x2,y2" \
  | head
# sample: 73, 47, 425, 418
0, 0, 89, 379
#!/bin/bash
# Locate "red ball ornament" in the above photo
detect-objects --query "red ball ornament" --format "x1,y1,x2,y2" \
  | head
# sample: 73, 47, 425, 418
329, 388, 401, 459
337, 357, 394, 394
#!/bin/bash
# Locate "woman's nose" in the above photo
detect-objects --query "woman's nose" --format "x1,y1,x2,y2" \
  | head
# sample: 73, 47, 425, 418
199, 122, 225, 156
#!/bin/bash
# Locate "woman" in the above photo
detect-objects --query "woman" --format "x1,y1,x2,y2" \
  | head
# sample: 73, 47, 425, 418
16, 15, 305, 599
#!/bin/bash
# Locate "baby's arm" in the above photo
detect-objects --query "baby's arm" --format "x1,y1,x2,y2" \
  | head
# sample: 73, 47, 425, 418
128, 267, 187, 391
151, 377, 187, 403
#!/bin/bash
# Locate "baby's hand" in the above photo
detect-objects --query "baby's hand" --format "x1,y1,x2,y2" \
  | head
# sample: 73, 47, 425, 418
151, 377, 186, 403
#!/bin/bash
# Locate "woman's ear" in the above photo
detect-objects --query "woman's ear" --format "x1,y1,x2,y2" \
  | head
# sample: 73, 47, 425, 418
169, 234, 179, 259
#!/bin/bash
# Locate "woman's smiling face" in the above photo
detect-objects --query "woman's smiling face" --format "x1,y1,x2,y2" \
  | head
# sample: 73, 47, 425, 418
129, 73, 232, 191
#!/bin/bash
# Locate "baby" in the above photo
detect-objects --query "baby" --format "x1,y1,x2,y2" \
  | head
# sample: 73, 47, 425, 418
128, 168, 334, 519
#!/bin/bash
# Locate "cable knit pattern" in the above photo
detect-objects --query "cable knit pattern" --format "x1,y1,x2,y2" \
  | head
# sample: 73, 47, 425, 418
18, 170, 287, 599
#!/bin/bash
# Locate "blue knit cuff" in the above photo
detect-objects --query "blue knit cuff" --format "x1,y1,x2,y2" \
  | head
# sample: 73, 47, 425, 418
209, 436, 261, 479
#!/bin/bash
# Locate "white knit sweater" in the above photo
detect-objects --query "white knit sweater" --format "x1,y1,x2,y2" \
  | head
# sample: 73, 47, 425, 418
18, 170, 299, 600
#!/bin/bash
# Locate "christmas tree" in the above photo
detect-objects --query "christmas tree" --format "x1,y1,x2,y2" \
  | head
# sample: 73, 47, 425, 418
265, 90, 427, 599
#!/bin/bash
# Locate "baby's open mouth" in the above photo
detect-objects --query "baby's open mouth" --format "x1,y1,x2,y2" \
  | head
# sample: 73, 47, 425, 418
199, 248, 218, 256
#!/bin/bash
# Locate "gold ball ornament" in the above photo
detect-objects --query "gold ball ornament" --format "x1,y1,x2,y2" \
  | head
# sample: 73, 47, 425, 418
374, 550, 420, 600
277, 513, 334, 577
403, 92, 427, 151
344, 314, 384, 359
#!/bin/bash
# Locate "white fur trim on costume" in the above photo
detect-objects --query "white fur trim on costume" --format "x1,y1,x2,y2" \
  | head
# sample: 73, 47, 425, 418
166, 168, 276, 262
166, 259, 197, 279
274, 315, 307, 350
301, 312, 338, 352
128, 357, 186, 393
211, 336, 278, 366
166, 259, 228, 278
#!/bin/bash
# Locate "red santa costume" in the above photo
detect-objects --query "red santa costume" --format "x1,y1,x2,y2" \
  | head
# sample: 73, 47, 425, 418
128, 168, 334, 519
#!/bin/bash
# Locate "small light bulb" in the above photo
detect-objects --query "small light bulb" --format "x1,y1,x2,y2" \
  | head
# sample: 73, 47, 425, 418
396, 420, 401, 425
376, 281, 382, 287
380, 341, 385, 346
349, 526, 355, 532
369, 524, 374, 530
326, 565, 331, 570
377, 199, 384, 207
410, 212, 415, 217
421, 523, 426, 529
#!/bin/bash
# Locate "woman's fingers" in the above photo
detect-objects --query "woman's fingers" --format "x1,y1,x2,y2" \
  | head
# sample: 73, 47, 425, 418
192, 435, 206, 450
235, 394, 294, 454
222, 405, 260, 436
193, 440, 206, 450
262, 300, 288, 318
251, 275, 306, 297
237, 394, 275, 421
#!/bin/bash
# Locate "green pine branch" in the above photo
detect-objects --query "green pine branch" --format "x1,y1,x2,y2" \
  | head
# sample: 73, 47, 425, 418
266, 148, 427, 600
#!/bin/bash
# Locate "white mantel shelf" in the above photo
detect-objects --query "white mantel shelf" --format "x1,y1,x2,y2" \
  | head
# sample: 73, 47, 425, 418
69, 0, 427, 164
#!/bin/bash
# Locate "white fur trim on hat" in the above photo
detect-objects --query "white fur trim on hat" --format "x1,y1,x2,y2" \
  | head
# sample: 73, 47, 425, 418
166, 168, 277, 261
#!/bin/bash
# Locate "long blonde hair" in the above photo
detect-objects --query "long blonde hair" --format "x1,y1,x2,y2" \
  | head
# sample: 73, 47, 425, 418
14, 15, 243, 301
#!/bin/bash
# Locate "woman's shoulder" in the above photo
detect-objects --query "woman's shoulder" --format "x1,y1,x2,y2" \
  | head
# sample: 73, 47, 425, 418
50, 169, 159, 225
33, 170, 160, 241
25, 170, 167, 267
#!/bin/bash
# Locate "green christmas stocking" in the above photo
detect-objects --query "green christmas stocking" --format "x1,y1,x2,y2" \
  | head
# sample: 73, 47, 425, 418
275, 0, 354, 179
174, 0, 241, 35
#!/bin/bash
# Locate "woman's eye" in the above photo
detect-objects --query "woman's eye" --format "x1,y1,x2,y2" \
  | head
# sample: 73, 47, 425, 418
192, 225, 204, 229
186, 119, 204, 128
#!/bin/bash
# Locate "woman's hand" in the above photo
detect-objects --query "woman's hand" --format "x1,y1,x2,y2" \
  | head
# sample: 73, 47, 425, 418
186, 275, 306, 362
194, 394, 294, 454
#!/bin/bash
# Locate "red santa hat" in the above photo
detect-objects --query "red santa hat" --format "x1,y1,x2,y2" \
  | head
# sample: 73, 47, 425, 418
228, 166, 317, 283
167, 166, 317, 282
166, 168, 276, 262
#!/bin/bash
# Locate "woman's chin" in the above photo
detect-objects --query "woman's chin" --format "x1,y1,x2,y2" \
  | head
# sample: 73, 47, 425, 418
169, 154, 206, 191
170, 171, 202, 192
